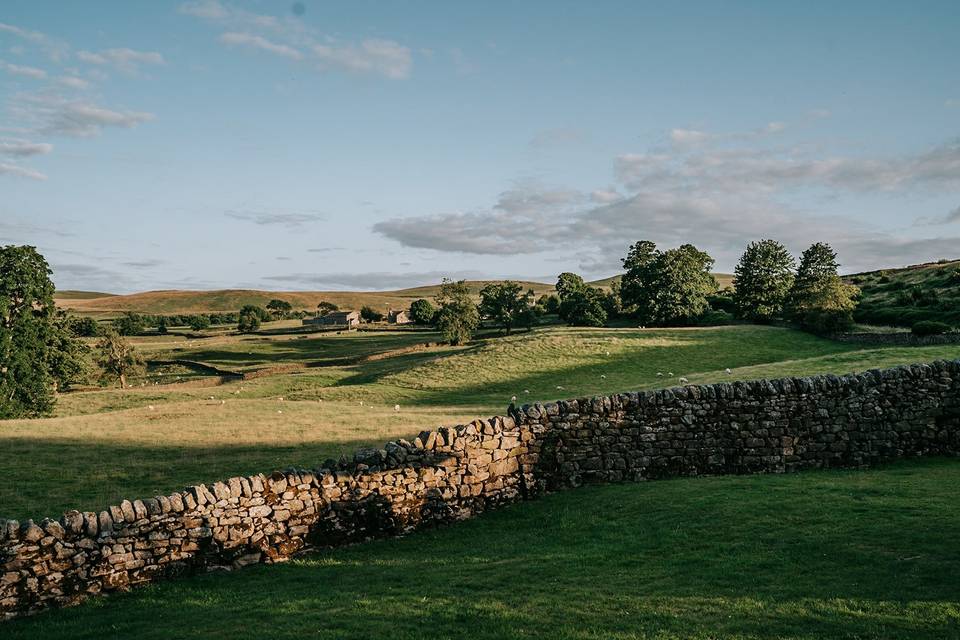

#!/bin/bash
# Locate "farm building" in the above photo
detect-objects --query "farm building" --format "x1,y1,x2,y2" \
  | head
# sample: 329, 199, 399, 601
303, 310, 361, 327
388, 309, 412, 324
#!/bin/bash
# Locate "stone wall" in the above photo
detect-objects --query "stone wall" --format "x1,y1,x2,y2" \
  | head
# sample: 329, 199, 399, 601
2, 359, 959, 620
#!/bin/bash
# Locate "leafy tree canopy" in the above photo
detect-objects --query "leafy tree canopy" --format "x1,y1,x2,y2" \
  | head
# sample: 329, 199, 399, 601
620, 241, 717, 325
434, 279, 480, 345
479, 281, 536, 333
732, 239, 796, 322
408, 298, 436, 325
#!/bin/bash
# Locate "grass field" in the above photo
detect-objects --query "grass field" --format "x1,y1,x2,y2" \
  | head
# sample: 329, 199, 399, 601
5, 457, 959, 639
848, 259, 960, 328
3, 325, 960, 521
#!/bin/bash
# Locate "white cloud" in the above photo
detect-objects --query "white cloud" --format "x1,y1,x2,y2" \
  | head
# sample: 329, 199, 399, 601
76, 48, 165, 73
764, 121, 786, 134
374, 130, 960, 274
57, 76, 91, 90
225, 210, 324, 227
0, 161, 46, 180
0, 139, 53, 156
15, 95, 155, 137
219, 32, 302, 60
180, 1, 412, 79
0, 60, 47, 79
0, 22, 48, 44
670, 128, 710, 146
590, 189, 624, 204
313, 39, 412, 79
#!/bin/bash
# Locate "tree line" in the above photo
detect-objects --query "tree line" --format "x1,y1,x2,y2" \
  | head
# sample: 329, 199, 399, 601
412, 239, 859, 344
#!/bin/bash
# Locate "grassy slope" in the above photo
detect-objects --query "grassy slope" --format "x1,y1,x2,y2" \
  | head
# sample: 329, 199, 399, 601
55, 280, 556, 316
3, 325, 960, 521
6, 457, 960, 639
846, 259, 960, 328
55, 274, 737, 317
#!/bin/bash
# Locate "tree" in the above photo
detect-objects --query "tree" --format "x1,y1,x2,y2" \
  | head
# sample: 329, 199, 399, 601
237, 308, 261, 333
266, 299, 293, 319
156, 317, 169, 335
479, 281, 535, 333
239, 304, 270, 322
95, 329, 144, 389
113, 312, 146, 336
732, 239, 796, 321
786, 242, 859, 332
619, 242, 717, 325
316, 301, 339, 316
69, 315, 100, 337
537, 294, 560, 315
1, 246, 89, 417
188, 314, 211, 331
434, 279, 480, 345
555, 272, 587, 321
49, 310, 90, 392
563, 287, 608, 327
409, 298, 436, 325
360, 305, 384, 323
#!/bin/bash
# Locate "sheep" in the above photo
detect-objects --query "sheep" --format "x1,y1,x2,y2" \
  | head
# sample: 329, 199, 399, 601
678, 377, 689, 384
600, 374, 606, 379
511, 395, 517, 403
725, 368, 732, 374
394, 404, 400, 412
148, 405, 154, 411
656, 372, 663, 377
556, 385, 565, 391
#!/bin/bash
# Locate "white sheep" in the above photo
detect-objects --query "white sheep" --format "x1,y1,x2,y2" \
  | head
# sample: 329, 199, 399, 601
656, 372, 663, 377
556, 385, 565, 390
394, 404, 400, 412
725, 368, 732, 374
600, 374, 606, 379
679, 377, 689, 384
511, 395, 517, 403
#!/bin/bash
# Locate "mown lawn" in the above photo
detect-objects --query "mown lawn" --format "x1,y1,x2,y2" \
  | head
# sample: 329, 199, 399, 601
5, 458, 959, 639
2, 325, 960, 521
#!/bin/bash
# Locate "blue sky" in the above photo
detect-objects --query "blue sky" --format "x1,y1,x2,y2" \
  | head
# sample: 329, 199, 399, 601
1, 0, 958, 293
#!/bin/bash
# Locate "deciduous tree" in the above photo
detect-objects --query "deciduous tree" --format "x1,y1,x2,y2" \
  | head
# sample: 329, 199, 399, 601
434, 279, 480, 345
732, 239, 795, 321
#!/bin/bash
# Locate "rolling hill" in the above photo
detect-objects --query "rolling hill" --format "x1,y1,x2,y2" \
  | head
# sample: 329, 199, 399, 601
56, 273, 738, 317
846, 259, 960, 328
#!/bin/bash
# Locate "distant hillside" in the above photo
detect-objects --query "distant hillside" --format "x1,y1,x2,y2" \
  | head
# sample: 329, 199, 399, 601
57, 274, 738, 318
846, 259, 960, 328
54, 290, 117, 300
57, 281, 557, 317
589, 273, 735, 290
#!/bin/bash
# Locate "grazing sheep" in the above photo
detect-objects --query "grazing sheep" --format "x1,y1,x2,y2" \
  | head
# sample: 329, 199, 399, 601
394, 404, 400, 412
524, 389, 530, 394
679, 377, 689, 384
656, 372, 663, 377
277, 410, 283, 414
668, 372, 674, 376
511, 395, 517, 403
600, 374, 606, 379
725, 368, 732, 374
278, 396, 284, 402
148, 405, 154, 411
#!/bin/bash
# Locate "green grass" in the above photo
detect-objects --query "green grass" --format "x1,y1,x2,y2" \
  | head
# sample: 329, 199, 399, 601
3, 325, 960, 521
848, 259, 960, 328
5, 458, 959, 639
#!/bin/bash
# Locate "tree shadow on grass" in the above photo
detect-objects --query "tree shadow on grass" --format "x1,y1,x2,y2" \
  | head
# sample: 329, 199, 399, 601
5, 459, 960, 639
0, 437, 423, 522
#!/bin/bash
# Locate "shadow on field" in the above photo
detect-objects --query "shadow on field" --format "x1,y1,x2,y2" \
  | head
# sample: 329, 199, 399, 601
4, 458, 960, 639
0, 437, 417, 522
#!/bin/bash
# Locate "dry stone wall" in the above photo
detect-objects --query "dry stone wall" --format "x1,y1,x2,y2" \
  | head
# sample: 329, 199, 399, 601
2, 359, 959, 620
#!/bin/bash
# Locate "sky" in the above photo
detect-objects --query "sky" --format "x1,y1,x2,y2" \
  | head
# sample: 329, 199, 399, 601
1, 0, 958, 293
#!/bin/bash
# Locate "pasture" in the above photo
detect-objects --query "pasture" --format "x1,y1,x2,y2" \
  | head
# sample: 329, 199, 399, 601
5, 458, 959, 639
3, 324, 960, 521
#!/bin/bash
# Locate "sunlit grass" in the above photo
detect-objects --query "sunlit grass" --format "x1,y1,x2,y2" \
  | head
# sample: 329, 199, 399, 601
5, 458, 959, 639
